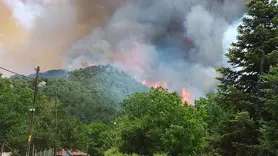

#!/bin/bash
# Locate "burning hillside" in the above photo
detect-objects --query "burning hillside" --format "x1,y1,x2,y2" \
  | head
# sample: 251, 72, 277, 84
142, 80, 191, 104
0, 0, 248, 102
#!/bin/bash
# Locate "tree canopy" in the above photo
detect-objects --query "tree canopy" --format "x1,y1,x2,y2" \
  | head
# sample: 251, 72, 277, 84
0, 77, 86, 155
108, 87, 207, 156
0, 0, 277, 155
214, 0, 278, 155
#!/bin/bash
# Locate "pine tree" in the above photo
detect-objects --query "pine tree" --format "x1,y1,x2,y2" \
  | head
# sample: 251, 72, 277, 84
261, 67, 278, 154
215, 0, 278, 155
217, 0, 278, 113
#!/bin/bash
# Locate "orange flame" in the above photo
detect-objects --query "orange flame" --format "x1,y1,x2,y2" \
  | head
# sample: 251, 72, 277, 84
142, 80, 167, 88
181, 88, 191, 104
89, 63, 95, 67
142, 80, 191, 104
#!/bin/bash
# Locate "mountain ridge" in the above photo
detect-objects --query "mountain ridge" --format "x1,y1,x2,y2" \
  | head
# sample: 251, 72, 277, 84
32, 64, 149, 123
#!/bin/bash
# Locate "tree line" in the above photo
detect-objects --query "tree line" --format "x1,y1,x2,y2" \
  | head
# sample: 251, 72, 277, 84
0, 0, 277, 155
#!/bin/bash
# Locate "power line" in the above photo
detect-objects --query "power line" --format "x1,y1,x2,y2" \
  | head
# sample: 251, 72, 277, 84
26, 66, 40, 156
0, 66, 33, 79
0, 66, 40, 156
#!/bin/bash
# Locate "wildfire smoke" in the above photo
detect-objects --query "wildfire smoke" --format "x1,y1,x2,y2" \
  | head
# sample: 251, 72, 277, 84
0, 0, 248, 102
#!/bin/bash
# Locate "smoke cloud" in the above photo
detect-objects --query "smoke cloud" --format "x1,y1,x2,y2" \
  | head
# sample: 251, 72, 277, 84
0, 0, 247, 101
0, 0, 120, 75
66, 0, 247, 100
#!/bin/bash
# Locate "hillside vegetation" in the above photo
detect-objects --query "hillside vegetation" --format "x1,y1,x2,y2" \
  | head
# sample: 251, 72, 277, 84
0, 0, 277, 155
39, 65, 148, 123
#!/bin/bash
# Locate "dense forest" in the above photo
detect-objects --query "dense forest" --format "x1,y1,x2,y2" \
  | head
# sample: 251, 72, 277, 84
39, 65, 148, 123
0, 0, 277, 155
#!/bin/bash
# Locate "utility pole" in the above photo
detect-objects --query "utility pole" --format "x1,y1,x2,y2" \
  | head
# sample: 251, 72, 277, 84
32, 144, 35, 156
26, 66, 40, 156
1, 143, 4, 156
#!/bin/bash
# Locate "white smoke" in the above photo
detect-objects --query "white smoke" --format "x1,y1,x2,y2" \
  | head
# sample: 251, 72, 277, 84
1, 0, 41, 30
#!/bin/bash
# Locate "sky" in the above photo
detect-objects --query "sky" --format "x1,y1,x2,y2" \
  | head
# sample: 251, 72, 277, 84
223, 18, 242, 52
222, 17, 243, 64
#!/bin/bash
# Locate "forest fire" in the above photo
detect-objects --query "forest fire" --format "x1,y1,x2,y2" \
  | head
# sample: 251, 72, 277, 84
89, 63, 95, 67
182, 88, 191, 104
142, 80, 168, 88
142, 80, 191, 104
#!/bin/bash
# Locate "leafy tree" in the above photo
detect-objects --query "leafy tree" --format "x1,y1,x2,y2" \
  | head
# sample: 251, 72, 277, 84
195, 93, 232, 134
0, 78, 32, 151
104, 148, 139, 156
260, 67, 278, 154
153, 153, 167, 156
104, 148, 167, 156
40, 78, 117, 124
39, 65, 148, 124
1, 65, 149, 153
110, 87, 207, 156
69, 65, 148, 110
195, 93, 233, 154
215, 0, 278, 154
0, 77, 87, 154
86, 122, 109, 156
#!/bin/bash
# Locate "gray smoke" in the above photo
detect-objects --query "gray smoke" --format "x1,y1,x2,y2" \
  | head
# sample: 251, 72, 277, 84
66, 0, 247, 102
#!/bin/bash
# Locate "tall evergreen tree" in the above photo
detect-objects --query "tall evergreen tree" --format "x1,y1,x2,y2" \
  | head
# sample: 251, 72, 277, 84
261, 67, 278, 154
217, 0, 278, 113
215, 0, 278, 155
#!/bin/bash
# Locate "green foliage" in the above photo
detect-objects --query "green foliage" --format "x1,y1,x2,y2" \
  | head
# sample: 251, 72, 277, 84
104, 148, 167, 156
110, 87, 207, 156
1, 5, 277, 153
195, 93, 232, 134
217, 0, 278, 105
104, 148, 139, 156
69, 65, 148, 109
0, 78, 87, 154
215, 111, 258, 156
0, 65, 149, 154
0, 78, 32, 148
214, 0, 278, 155
153, 153, 167, 156
86, 122, 109, 156
28, 69, 68, 79
195, 93, 233, 154
39, 65, 148, 124
40, 78, 117, 124
260, 67, 278, 154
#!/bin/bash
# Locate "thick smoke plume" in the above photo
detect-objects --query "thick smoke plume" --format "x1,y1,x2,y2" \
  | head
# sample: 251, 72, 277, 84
66, 0, 248, 100
0, 0, 120, 74
0, 0, 247, 101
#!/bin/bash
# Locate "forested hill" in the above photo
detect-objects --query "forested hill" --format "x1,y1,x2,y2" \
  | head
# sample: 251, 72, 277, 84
32, 65, 149, 123
28, 69, 68, 78
1, 1, 277, 155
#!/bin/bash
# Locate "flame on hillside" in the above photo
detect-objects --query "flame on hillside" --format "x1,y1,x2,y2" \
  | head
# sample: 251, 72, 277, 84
181, 88, 191, 104
142, 80, 191, 104
142, 80, 167, 88
89, 63, 95, 67
86, 41, 192, 104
